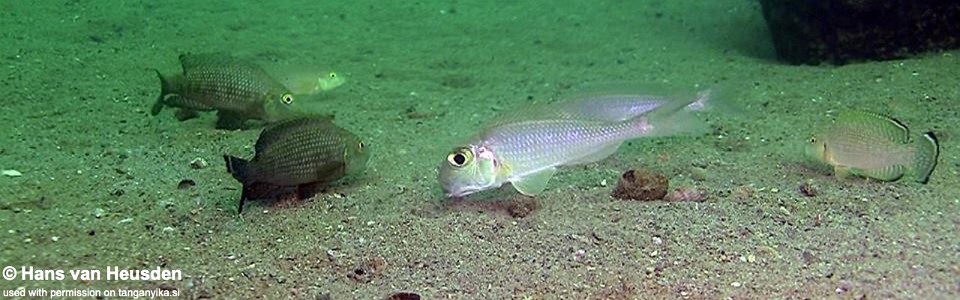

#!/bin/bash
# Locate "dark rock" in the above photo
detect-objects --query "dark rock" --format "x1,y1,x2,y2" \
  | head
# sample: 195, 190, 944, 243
799, 180, 818, 197
385, 292, 421, 300
177, 179, 196, 190
758, 0, 960, 65
610, 169, 668, 201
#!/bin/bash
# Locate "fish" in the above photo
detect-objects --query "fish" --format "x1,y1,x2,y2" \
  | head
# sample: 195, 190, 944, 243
805, 111, 939, 183
549, 89, 713, 121
438, 92, 712, 198
152, 53, 301, 129
270, 68, 346, 95
224, 116, 369, 213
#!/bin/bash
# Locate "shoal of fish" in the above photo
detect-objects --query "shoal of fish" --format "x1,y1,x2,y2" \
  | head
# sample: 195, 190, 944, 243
148, 53, 943, 212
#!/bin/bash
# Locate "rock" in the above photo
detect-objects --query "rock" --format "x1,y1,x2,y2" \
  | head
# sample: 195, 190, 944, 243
610, 168, 668, 201
178, 179, 196, 190
799, 180, 818, 197
190, 158, 208, 169
758, 0, 960, 64
664, 187, 707, 202
385, 292, 421, 300
2, 169, 22, 177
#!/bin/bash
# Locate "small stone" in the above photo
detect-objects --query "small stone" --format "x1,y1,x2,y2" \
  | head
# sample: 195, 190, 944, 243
2, 169, 22, 177
747, 254, 756, 263
600, 179, 607, 187
190, 158, 207, 169
177, 179, 196, 190
779, 206, 791, 216
799, 180, 818, 197
51, 236, 59, 242
385, 292, 421, 300
93, 208, 106, 218
770, 188, 780, 193
649, 250, 659, 257
652, 236, 663, 245
731, 282, 741, 288
611, 168, 669, 201
573, 249, 586, 262
117, 218, 133, 224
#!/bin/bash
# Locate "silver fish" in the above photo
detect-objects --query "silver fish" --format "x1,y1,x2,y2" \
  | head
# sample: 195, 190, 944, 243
438, 91, 711, 197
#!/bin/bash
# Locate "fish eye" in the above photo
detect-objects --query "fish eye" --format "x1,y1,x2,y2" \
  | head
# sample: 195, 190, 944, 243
447, 148, 471, 167
281, 94, 294, 104
328, 72, 338, 79
809, 137, 816, 143
358, 142, 364, 150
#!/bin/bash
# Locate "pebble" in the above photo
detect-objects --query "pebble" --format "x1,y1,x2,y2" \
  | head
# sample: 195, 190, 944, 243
93, 208, 106, 218
731, 282, 741, 288
51, 236, 59, 242
190, 158, 208, 169
779, 206, 791, 216
2, 169, 23, 177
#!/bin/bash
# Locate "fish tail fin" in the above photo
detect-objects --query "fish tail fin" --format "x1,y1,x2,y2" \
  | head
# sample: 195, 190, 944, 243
911, 132, 939, 184
635, 95, 709, 137
224, 155, 252, 214
224, 155, 251, 183
151, 69, 171, 115
238, 186, 251, 214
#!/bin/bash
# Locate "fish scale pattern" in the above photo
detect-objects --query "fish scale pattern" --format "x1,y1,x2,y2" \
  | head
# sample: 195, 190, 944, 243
249, 123, 350, 185
484, 118, 641, 176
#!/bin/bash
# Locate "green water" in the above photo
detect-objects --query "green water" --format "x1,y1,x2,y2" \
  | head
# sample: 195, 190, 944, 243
1, 0, 957, 299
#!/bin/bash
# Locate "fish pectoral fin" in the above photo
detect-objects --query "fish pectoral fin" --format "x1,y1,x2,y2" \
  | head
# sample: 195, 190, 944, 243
511, 168, 557, 196
855, 165, 905, 182
833, 166, 852, 179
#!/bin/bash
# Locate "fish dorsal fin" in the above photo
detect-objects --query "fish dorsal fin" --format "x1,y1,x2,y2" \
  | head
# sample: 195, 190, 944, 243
835, 111, 910, 144
254, 116, 335, 153
178, 53, 275, 81
511, 168, 557, 196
